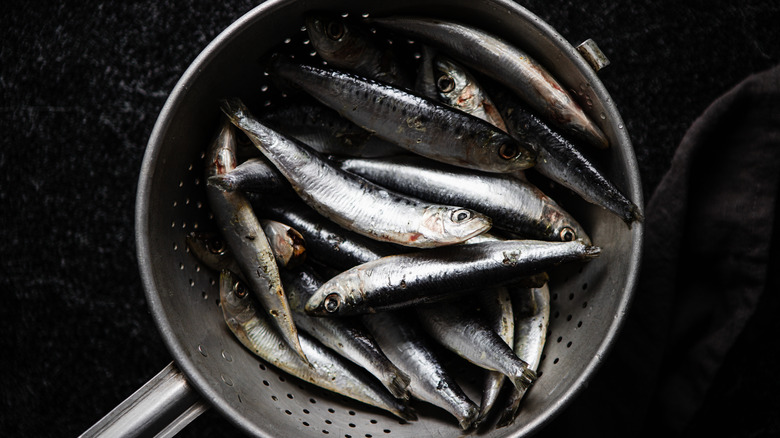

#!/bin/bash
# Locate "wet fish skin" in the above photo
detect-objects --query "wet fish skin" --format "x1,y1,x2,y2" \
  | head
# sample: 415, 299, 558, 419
490, 84, 643, 225
205, 118, 307, 362
185, 231, 242, 276
281, 265, 412, 400
221, 98, 492, 248
270, 61, 536, 173
249, 196, 402, 271
497, 284, 551, 427
371, 16, 608, 149
336, 155, 591, 244
305, 240, 600, 316
362, 311, 479, 430
475, 287, 514, 422
305, 14, 413, 89
259, 101, 405, 158
207, 157, 293, 195
219, 270, 416, 421
415, 301, 536, 393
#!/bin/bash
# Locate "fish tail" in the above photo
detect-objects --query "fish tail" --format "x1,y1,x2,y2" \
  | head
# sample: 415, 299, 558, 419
383, 366, 412, 401
584, 245, 602, 259
456, 405, 480, 431
624, 203, 644, 226
510, 366, 537, 392
495, 388, 525, 428
207, 174, 238, 192
393, 403, 418, 422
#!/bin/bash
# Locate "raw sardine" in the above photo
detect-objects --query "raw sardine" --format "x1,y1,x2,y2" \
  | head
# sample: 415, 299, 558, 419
281, 265, 412, 400
221, 98, 492, 248
259, 219, 306, 269
305, 14, 413, 88
362, 311, 478, 430
476, 287, 515, 422
219, 270, 416, 421
205, 117, 307, 362
207, 157, 292, 195
270, 61, 536, 173
305, 240, 599, 316
371, 16, 608, 149
336, 155, 591, 244
490, 84, 643, 225
415, 300, 535, 392
497, 284, 551, 427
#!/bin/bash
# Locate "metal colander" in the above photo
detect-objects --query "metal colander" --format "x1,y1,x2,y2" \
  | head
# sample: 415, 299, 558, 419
82, 1, 643, 437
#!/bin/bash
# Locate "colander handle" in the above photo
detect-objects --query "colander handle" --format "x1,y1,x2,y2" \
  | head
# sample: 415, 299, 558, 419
79, 362, 208, 438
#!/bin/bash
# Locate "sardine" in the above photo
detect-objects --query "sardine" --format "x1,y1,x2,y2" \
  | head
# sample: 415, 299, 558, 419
185, 231, 242, 276
414, 301, 535, 393
207, 157, 293, 195
221, 98, 492, 248
476, 287, 515, 422
270, 61, 536, 173
305, 14, 413, 88
259, 219, 306, 269
422, 52, 507, 132
205, 117, 307, 362
371, 16, 608, 149
259, 101, 405, 158
362, 311, 479, 430
249, 196, 401, 271
219, 270, 416, 421
490, 84, 643, 225
281, 265, 412, 400
335, 155, 591, 244
497, 284, 550, 427
305, 240, 600, 316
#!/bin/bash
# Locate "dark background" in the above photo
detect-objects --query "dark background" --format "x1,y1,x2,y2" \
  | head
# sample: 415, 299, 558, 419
2, 1, 779, 437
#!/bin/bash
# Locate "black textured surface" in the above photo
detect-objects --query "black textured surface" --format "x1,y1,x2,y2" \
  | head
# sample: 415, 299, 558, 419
2, 1, 779, 437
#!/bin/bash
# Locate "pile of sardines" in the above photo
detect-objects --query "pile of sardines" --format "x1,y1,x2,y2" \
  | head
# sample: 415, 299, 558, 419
191, 14, 642, 431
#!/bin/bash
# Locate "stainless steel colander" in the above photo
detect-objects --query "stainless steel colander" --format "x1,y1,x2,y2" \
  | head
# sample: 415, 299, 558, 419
82, 1, 643, 437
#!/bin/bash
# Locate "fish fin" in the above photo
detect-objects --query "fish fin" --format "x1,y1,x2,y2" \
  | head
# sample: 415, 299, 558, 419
207, 174, 238, 192
495, 388, 525, 428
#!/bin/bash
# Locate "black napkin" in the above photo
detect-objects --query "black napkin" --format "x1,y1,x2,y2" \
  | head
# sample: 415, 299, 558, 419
539, 65, 780, 437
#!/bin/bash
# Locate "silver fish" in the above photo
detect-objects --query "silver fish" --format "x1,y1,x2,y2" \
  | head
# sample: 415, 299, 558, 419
475, 287, 515, 422
221, 98, 492, 248
305, 240, 600, 316
258, 101, 405, 158
414, 301, 535, 393
336, 155, 591, 244
270, 61, 536, 173
207, 157, 292, 195
281, 265, 412, 400
371, 16, 609, 149
205, 117, 307, 362
424, 52, 507, 132
249, 196, 402, 271
490, 84, 644, 225
185, 231, 242, 276
305, 14, 413, 88
362, 311, 479, 430
219, 270, 416, 421
497, 284, 550, 427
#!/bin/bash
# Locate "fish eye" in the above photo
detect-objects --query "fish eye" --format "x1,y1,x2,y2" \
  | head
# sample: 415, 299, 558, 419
560, 227, 576, 242
498, 143, 519, 160
451, 209, 472, 223
325, 20, 345, 40
206, 236, 226, 255
323, 292, 341, 313
436, 74, 455, 93
233, 281, 249, 298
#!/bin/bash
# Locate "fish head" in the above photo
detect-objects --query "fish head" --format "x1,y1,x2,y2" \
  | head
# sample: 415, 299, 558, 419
484, 132, 537, 172
304, 270, 365, 316
219, 270, 257, 325
540, 202, 592, 246
305, 15, 366, 67
433, 56, 479, 113
418, 206, 492, 246
186, 231, 235, 271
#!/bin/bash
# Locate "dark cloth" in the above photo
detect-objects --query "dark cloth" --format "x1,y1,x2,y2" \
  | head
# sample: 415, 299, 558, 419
541, 65, 780, 437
